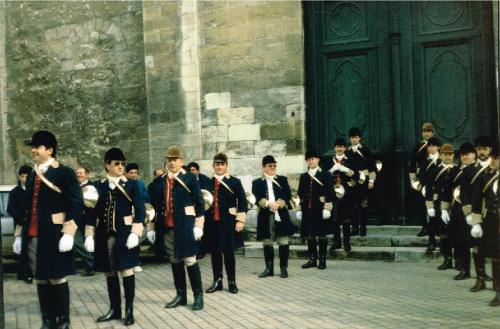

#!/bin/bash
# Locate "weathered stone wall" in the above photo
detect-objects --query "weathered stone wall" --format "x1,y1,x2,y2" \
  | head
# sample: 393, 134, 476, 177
0, 2, 12, 183
2, 1, 147, 182
196, 1, 306, 190
142, 0, 203, 174
142, 0, 306, 190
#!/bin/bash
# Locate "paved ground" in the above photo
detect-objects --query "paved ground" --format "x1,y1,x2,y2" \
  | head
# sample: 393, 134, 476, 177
4, 256, 499, 329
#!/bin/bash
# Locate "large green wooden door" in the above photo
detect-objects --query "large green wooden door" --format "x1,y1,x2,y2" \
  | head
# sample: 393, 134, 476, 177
305, 1, 392, 154
410, 1, 497, 146
304, 1, 497, 223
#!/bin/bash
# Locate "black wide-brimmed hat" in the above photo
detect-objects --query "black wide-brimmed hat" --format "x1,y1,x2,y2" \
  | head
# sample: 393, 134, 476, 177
348, 127, 362, 138
474, 135, 493, 148
18, 165, 32, 175
458, 142, 476, 155
305, 150, 319, 160
214, 152, 228, 164
104, 148, 126, 162
334, 138, 347, 147
427, 137, 441, 147
26, 130, 57, 149
262, 155, 277, 166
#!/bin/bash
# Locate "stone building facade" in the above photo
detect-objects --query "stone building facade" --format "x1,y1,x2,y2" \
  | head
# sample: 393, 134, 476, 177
0, 1, 307, 193
0, 1, 498, 219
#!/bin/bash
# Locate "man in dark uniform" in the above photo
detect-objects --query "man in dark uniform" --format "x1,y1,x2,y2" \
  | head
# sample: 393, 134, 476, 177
148, 145, 205, 311
204, 153, 247, 293
8, 164, 34, 283
125, 162, 149, 273
84, 148, 146, 326
329, 138, 359, 252
462, 135, 494, 292
468, 146, 499, 306
16, 131, 84, 329
420, 137, 441, 254
187, 161, 211, 259
252, 155, 296, 278
409, 122, 435, 236
346, 127, 377, 236
441, 142, 476, 280
188, 161, 211, 189
296, 150, 333, 269
74, 167, 95, 276
426, 143, 457, 270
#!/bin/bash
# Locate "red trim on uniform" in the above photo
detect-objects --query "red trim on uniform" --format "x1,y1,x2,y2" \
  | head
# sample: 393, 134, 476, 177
213, 179, 220, 221
28, 175, 42, 237
165, 176, 175, 228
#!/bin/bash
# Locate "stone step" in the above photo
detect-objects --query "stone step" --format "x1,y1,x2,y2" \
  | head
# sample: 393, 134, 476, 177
243, 242, 440, 262
244, 231, 433, 247
244, 225, 423, 238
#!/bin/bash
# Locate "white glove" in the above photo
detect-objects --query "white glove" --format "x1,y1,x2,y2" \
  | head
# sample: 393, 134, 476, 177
332, 163, 341, 172
322, 209, 331, 219
465, 214, 473, 225
147, 230, 156, 244
193, 227, 203, 241
13, 236, 22, 255
58, 234, 74, 252
126, 233, 139, 249
441, 210, 450, 225
471, 224, 483, 238
339, 165, 350, 174
295, 210, 302, 220
84, 236, 94, 253
427, 208, 435, 217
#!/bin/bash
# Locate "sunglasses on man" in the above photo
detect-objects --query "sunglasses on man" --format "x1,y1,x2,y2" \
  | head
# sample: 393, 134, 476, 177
109, 161, 126, 167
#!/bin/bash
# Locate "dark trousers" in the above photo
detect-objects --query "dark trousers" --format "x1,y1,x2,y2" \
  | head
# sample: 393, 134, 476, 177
210, 251, 236, 281
332, 221, 350, 246
73, 229, 94, 272
493, 259, 500, 293
410, 190, 427, 229
16, 255, 32, 280
450, 204, 470, 272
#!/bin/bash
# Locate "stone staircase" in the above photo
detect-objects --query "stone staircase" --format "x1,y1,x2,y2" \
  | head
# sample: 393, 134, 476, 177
242, 225, 441, 262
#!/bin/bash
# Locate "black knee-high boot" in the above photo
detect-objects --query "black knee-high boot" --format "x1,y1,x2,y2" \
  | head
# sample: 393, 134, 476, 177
96, 275, 121, 322
122, 275, 135, 326
350, 205, 360, 236
453, 245, 470, 280
223, 252, 237, 293
165, 263, 187, 308
279, 245, 289, 278
206, 252, 223, 293
490, 260, 500, 306
426, 217, 437, 254
54, 282, 70, 329
187, 263, 204, 311
471, 252, 486, 292
258, 246, 274, 277
359, 206, 368, 236
332, 222, 341, 249
38, 284, 56, 329
343, 222, 351, 252
302, 238, 317, 268
318, 238, 328, 270
438, 237, 453, 270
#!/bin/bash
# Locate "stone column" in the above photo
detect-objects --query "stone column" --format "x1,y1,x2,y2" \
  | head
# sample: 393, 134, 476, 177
0, 1, 15, 184
142, 0, 203, 173
493, 1, 499, 130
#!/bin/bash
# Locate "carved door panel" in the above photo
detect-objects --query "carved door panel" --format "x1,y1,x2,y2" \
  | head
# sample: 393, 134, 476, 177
305, 1, 496, 223
305, 1, 391, 156
411, 1, 496, 147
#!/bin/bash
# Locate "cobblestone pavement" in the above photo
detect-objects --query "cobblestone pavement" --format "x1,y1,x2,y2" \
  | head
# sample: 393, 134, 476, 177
4, 256, 499, 329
